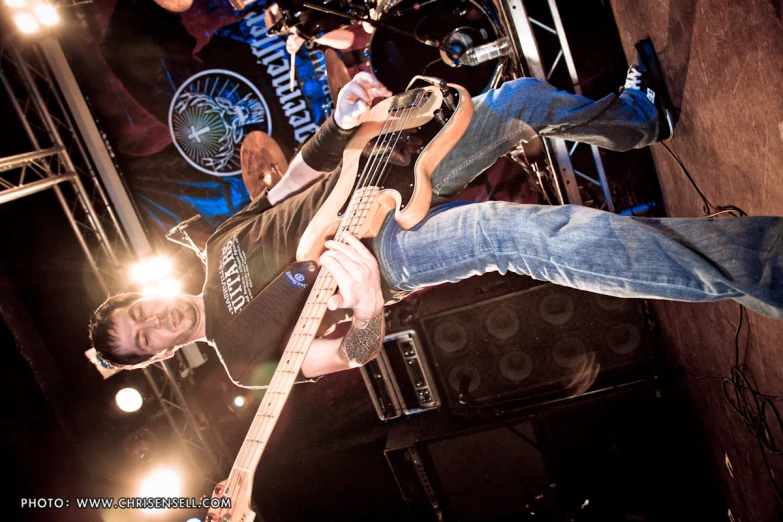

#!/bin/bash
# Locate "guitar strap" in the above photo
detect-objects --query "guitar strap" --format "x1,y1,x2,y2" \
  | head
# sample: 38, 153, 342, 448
213, 260, 319, 387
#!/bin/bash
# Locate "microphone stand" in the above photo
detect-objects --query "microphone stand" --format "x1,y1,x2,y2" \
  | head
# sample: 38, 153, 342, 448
166, 214, 207, 266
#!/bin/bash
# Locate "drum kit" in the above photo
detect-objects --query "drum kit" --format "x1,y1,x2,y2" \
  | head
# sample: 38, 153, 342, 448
239, 0, 555, 205
266, 0, 510, 97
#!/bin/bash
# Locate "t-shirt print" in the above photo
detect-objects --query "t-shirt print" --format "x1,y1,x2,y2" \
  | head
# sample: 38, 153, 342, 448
219, 232, 254, 315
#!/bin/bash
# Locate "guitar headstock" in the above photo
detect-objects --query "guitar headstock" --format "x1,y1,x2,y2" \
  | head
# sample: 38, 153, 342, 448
204, 478, 256, 522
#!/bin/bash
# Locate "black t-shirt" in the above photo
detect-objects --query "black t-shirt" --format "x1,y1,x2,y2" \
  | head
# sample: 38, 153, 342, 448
202, 170, 343, 386
201, 112, 416, 386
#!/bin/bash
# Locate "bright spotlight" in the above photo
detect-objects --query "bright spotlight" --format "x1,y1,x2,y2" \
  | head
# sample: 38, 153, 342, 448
33, 4, 58, 25
141, 279, 182, 296
186, 519, 202, 522
5, 0, 27, 8
138, 468, 181, 504
14, 12, 39, 33
232, 395, 246, 409
130, 256, 173, 284
116, 388, 143, 412
158, 279, 182, 295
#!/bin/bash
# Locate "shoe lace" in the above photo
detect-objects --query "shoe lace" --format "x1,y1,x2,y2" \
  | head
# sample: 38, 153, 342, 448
624, 66, 642, 90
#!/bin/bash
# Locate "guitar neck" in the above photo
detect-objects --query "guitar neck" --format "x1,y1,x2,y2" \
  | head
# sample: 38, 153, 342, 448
209, 85, 473, 519
225, 188, 378, 485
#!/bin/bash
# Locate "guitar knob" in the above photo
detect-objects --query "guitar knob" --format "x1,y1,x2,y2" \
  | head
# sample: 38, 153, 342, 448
443, 91, 457, 111
205, 514, 217, 522
433, 110, 447, 127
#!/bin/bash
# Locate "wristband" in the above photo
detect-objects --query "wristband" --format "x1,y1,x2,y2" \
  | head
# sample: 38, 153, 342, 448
300, 115, 355, 172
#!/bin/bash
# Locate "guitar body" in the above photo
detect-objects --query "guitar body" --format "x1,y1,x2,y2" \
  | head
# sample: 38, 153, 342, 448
297, 83, 473, 262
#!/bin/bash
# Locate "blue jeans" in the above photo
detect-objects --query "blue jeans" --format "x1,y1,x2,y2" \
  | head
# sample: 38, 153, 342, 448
372, 79, 783, 319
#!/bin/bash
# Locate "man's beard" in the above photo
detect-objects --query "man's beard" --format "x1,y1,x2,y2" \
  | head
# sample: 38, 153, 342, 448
169, 298, 198, 346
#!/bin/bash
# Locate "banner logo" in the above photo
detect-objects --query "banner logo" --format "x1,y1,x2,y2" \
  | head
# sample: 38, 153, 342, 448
169, 69, 272, 176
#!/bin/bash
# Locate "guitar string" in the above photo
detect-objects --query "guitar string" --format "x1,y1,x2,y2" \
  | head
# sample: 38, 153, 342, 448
345, 95, 424, 244
221, 104, 408, 503
221, 93, 434, 506
238, 99, 424, 476
347, 106, 406, 206
343, 93, 425, 241
368, 91, 426, 191
222, 97, 428, 505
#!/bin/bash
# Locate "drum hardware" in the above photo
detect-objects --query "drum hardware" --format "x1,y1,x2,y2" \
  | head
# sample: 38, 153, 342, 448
506, 139, 564, 206
166, 214, 207, 265
439, 26, 476, 66
267, 0, 508, 96
368, 0, 506, 96
453, 35, 512, 66
301, 1, 439, 45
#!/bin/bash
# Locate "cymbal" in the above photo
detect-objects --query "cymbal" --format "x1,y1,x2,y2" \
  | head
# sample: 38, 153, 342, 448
325, 48, 352, 100
240, 131, 288, 200
153, 0, 193, 12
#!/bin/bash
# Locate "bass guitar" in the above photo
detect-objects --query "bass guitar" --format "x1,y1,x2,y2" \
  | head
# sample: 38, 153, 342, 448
205, 76, 473, 522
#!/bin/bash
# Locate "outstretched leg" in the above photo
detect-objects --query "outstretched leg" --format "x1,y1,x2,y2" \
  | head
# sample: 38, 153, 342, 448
430, 39, 675, 197
429, 78, 658, 197
374, 201, 783, 319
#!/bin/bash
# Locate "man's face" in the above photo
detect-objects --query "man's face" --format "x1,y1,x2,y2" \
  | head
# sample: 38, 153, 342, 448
110, 295, 199, 362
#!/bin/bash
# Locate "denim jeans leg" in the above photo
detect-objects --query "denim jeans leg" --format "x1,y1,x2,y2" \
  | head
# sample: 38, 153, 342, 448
430, 78, 658, 197
375, 201, 783, 319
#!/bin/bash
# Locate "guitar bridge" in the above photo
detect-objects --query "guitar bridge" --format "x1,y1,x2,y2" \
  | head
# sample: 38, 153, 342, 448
389, 88, 431, 111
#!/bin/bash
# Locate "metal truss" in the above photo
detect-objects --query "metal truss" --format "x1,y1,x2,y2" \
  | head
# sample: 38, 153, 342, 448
496, 0, 616, 211
1, 34, 231, 485
143, 359, 233, 485
0, 35, 130, 292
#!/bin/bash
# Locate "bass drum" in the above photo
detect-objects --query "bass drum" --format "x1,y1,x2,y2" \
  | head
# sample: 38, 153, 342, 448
368, 0, 505, 96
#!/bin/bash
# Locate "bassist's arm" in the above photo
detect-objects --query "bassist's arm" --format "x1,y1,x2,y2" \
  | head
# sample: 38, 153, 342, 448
301, 232, 386, 378
268, 72, 392, 205
267, 150, 328, 205
301, 312, 385, 377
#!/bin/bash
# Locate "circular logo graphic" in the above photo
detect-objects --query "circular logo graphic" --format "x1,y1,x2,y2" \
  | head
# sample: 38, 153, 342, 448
169, 69, 272, 176
294, 273, 305, 282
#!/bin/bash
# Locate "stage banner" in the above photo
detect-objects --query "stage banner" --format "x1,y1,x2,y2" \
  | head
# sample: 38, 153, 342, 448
71, 0, 333, 247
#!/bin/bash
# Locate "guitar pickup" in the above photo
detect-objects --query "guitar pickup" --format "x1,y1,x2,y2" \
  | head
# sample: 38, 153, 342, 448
389, 88, 431, 111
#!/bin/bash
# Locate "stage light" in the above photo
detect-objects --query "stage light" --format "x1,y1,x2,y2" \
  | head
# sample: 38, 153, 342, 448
186, 519, 202, 522
138, 468, 182, 512
33, 3, 58, 25
14, 12, 39, 33
130, 256, 173, 284
232, 395, 246, 409
116, 387, 144, 412
141, 279, 182, 296
5, 0, 27, 8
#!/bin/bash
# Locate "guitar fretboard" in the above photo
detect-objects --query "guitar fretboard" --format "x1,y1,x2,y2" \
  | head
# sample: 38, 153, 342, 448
222, 186, 380, 498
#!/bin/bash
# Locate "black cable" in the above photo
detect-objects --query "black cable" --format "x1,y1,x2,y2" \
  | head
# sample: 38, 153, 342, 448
721, 305, 783, 504
663, 144, 783, 505
660, 142, 748, 217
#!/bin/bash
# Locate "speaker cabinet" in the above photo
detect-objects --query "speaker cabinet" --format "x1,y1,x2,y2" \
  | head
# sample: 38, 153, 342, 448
385, 414, 553, 522
384, 381, 673, 522
417, 283, 653, 407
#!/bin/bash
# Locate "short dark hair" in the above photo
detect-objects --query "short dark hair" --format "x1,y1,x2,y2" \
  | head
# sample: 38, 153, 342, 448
88, 292, 149, 367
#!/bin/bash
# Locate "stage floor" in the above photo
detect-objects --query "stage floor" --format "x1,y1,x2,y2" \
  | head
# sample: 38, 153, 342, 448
610, 0, 783, 519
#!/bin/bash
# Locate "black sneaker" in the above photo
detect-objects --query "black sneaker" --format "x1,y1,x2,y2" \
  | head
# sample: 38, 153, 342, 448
624, 39, 677, 141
